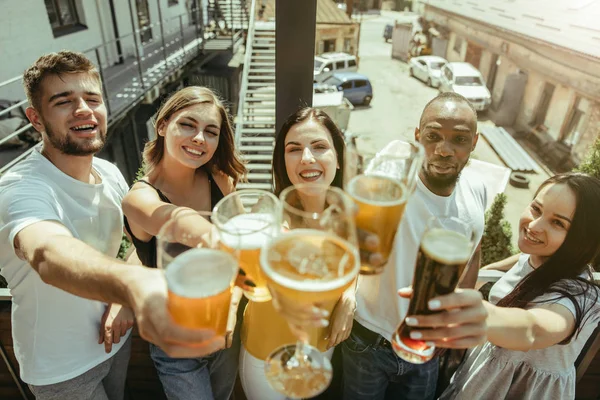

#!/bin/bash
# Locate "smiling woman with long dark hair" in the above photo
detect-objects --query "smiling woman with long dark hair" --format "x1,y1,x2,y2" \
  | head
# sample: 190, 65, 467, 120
438, 172, 600, 400
238, 107, 351, 400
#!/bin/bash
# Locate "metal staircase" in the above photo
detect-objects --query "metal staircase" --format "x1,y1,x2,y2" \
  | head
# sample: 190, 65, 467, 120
210, 0, 250, 31
235, 1, 276, 191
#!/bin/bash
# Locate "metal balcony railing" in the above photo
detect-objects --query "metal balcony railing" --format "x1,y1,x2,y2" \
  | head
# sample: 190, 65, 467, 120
0, 2, 248, 176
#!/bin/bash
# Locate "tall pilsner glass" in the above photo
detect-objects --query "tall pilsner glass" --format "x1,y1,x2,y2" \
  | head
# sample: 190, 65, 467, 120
212, 189, 280, 302
392, 216, 475, 363
345, 136, 425, 274
261, 184, 360, 399
157, 211, 238, 334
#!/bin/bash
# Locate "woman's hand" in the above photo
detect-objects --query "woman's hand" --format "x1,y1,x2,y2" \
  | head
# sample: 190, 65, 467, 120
398, 287, 488, 349
326, 290, 356, 349
99, 303, 135, 353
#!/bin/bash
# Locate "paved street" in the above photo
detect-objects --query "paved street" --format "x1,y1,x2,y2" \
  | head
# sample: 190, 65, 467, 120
348, 11, 550, 250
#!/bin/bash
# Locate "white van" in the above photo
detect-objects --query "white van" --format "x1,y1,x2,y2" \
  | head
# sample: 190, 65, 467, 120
314, 52, 358, 82
438, 62, 492, 111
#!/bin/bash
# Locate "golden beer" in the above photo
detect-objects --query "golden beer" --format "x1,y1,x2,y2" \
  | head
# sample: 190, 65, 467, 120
260, 229, 359, 307
347, 174, 407, 274
165, 248, 237, 334
219, 213, 277, 302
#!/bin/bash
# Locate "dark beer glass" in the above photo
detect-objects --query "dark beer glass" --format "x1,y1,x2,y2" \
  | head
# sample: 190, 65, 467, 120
392, 216, 475, 364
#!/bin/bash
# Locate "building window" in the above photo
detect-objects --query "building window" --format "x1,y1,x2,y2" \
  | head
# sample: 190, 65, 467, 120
453, 36, 464, 53
323, 39, 336, 53
561, 96, 589, 147
168, 0, 179, 6
45, 0, 86, 37
531, 82, 555, 127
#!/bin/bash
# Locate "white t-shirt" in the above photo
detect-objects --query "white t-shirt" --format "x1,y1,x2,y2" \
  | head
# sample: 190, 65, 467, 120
0, 148, 131, 385
355, 167, 487, 341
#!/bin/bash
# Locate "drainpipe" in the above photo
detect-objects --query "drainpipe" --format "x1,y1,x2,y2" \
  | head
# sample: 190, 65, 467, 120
108, 0, 124, 64
94, 0, 110, 66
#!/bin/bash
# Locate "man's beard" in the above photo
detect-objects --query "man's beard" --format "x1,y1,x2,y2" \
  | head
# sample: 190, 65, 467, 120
44, 122, 106, 156
422, 163, 463, 192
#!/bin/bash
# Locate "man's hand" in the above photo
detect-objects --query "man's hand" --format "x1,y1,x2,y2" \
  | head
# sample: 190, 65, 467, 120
99, 303, 135, 353
326, 291, 356, 349
126, 267, 225, 358
399, 287, 488, 349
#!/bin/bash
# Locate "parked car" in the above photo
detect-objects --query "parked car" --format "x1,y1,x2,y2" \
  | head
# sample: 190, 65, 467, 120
318, 72, 373, 106
314, 52, 358, 82
408, 56, 447, 87
383, 24, 393, 42
438, 62, 492, 111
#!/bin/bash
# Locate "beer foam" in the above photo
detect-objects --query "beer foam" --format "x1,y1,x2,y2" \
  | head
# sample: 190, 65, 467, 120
421, 228, 473, 265
219, 213, 277, 250
260, 229, 360, 292
348, 175, 407, 206
166, 248, 236, 298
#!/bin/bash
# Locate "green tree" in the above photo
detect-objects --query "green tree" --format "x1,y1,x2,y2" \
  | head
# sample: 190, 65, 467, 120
574, 136, 600, 179
481, 193, 515, 266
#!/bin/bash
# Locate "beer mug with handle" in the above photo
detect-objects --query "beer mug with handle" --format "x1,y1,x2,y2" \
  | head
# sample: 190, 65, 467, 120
345, 134, 425, 274
261, 183, 361, 399
392, 216, 476, 364
212, 189, 280, 302
157, 210, 238, 336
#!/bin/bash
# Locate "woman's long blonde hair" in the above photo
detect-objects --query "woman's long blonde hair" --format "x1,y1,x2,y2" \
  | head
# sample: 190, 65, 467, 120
143, 86, 246, 183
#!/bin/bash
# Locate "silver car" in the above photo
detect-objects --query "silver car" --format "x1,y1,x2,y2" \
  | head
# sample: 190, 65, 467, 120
409, 56, 448, 88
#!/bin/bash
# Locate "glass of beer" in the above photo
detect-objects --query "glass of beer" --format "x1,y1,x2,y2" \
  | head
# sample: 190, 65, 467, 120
212, 189, 280, 302
157, 211, 238, 334
345, 135, 424, 275
261, 184, 360, 399
392, 216, 475, 364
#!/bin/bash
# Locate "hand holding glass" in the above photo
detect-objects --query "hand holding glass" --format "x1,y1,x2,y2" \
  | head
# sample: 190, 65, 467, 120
212, 189, 280, 302
345, 136, 424, 274
261, 184, 360, 399
392, 216, 475, 363
157, 211, 238, 336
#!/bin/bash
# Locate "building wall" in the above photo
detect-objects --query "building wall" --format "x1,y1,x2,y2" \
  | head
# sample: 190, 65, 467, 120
490, 55, 518, 107
446, 32, 466, 62
0, 0, 191, 101
424, 6, 600, 158
315, 24, 359, 56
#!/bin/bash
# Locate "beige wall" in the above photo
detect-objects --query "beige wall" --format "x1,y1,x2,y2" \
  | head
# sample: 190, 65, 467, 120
446, 32, 466, 62
479, 50, 493, 81
574, 103, 600, 160
315, 24, 359, 56
490, 56, 518, 106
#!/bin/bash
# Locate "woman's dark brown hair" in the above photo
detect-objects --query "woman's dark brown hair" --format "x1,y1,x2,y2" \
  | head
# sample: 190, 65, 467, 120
272, 107, 345, 196
497, 172, 600, 343
143, 86, 246, 183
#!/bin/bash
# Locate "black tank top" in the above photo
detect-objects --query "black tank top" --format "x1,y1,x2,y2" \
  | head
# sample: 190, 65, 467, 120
124, 174, 225, 268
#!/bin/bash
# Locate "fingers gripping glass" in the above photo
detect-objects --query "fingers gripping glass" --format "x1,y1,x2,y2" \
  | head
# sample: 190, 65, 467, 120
345, 136, 425, 275
212, 189, 280, 302
392, 216, 475, 364
261, 184, 360, 399
157, 211, 238, 336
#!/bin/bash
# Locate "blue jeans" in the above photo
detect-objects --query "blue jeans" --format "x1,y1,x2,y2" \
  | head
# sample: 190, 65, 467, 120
341, 325, 438, 400
150, 340, 240, 400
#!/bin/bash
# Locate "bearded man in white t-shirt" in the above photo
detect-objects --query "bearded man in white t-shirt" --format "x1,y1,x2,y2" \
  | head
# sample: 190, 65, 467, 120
340, 92, 488, 400
0, 51, 225, 399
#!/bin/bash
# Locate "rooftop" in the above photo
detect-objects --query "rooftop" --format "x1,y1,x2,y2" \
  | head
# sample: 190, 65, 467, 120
422, 0, 600, 59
